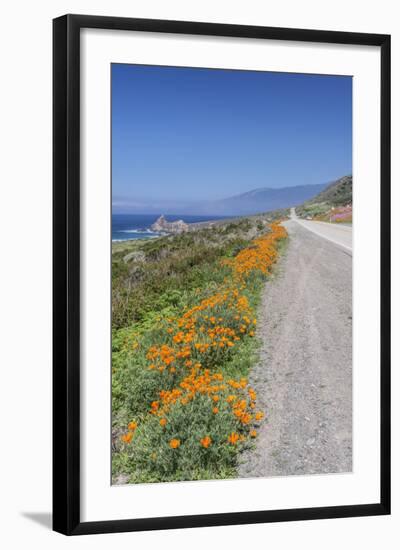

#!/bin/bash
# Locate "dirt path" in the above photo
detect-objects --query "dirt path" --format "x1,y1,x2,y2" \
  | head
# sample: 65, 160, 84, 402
239, 220, 352, 478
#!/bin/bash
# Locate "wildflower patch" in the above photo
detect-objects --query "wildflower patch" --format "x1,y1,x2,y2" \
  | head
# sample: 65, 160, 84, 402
113, 222, 287, 483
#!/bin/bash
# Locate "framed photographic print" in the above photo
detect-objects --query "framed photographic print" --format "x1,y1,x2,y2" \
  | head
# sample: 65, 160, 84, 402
53, 14, 391, 535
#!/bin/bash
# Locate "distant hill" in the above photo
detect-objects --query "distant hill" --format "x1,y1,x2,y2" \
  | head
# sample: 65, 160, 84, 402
295, 175, 352, 220
306, 175, 352, 207
114, 183, 329, 216
196, 183, 328, 216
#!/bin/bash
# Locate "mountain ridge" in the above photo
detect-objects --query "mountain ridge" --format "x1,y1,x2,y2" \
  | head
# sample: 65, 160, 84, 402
114, 182, 330, 216
210, 183, 327, 215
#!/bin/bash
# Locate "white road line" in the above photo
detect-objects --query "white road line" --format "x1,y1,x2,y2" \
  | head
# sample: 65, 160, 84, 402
292, 219, 353, 254
309, 220, 352, 233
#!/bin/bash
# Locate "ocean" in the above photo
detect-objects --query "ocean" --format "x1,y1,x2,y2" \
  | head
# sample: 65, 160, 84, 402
112, 214, 226, 242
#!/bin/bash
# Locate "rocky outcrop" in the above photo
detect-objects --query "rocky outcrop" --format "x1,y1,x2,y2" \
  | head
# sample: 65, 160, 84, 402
123, 250, 146, 264
151, 215, 189, 234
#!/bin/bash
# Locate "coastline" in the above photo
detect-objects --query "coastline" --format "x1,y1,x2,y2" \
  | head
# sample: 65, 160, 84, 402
112, 213, 230, 243
111, 210, 288, 244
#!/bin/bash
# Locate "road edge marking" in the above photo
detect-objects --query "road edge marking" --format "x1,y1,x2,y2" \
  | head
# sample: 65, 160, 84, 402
293, 219, 353, 255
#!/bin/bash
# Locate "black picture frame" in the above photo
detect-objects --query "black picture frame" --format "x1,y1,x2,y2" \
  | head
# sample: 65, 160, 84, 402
53, 14, 391, 536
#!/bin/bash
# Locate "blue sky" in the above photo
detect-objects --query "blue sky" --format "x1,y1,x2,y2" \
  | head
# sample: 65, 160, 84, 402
112, 64, 352, 209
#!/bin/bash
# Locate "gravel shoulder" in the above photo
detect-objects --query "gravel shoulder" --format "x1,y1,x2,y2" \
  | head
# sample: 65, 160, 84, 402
239, 220, 352, 478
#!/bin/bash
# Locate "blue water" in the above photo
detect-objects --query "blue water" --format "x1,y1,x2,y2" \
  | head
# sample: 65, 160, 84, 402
112, 214, 226, 241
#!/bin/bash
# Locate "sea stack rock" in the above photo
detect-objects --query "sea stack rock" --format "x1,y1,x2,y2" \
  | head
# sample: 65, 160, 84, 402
151, 215, 189, 234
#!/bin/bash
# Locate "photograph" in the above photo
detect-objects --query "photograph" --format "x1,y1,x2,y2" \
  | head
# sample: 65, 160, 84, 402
111, 63, 353, 485
1, 0, 394, 543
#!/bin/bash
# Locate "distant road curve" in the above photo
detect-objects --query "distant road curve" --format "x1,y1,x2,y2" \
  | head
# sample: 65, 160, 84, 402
289, 208, 352, 254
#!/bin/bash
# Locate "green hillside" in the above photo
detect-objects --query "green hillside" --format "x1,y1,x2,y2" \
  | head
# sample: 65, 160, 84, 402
295, 175, 352, 220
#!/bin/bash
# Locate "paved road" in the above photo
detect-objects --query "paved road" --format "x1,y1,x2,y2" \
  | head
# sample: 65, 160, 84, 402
239, 219, 352, 478
290, 208, 352, 253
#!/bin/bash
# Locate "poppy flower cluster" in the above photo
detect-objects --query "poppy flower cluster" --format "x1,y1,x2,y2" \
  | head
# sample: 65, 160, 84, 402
223, 222, 287, 281
120, 223, 287, 464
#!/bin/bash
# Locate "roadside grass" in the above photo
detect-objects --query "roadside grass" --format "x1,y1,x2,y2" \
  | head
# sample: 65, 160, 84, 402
295, 202, 352, 224
112, 216, 287, 483
295, 175, 352, 223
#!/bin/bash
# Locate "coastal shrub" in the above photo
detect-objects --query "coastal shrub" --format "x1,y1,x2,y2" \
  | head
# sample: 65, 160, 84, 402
112, 222, 287, 483
123, 391, 245, 482
112, 239, 249, 329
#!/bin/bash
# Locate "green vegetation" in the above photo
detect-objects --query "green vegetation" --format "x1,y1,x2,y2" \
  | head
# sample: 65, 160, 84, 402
112, 211, 288, 330
295, 175, 352, 221
112, 213, 287, 483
